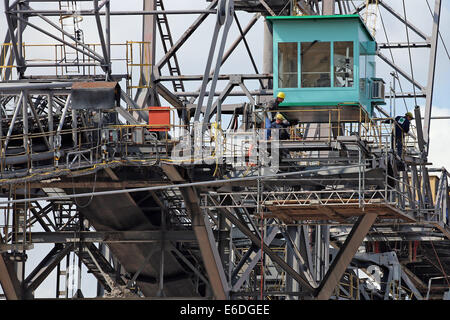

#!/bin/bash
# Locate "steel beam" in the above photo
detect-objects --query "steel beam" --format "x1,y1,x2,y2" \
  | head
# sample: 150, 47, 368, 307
188, 13, 260, 105
23, 244, 73, 295
135, 0, 158, 109
155, 82, 184, 110
4, 92, 23, 150
27, 96, 50, 149
379, 0, 428, 41
161, 164, 228, 299
27, 230, 197, 244
378, 42, 431, 49
93, 0, 111, 75
231, 226, 278, 292
315, 213, 378, 300
423, 0, 442, 153
3, 0, 24, 74
0, 252, 22, 300
258, 0, 275, 16
156, 0, 218, 71
11, 15, 103, 63
22, 3, 104, 62
214, 202, 315, 293
377, 52, 424, 92
9, 10, 217, 16
29, 181, 167, 189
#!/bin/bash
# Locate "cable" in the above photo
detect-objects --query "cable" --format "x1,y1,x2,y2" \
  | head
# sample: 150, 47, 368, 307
73, 171, 97, 208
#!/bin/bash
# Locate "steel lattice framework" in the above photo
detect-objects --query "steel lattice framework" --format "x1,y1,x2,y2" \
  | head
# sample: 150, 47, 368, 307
0, 0, 449, 300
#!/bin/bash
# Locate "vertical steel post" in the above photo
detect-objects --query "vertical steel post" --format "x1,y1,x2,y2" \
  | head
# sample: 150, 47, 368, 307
105, 0, 111, 64
93, 0, 110, 76
22, 91, 29, 169
262, 19, 273, 91
157, 207, 165, 297
423, 0, 442, 154
136, 0, 158, 108
72, 109, 77, 148
4, 0, 24, 74
48, 93, 54, 148
17, 1, 23, 69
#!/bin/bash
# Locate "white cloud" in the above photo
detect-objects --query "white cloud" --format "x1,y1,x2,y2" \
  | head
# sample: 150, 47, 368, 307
428, 106, 450, 170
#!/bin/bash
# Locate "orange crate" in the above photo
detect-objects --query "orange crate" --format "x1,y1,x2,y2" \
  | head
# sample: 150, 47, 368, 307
148, 107, 170, 132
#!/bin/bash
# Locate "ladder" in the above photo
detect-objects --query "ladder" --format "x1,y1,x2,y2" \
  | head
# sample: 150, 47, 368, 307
58, 1, 84, 74
56, 253, 71, 298
155, 0, 185, 92
53, 201, 78, 231
77, 243, 126, 295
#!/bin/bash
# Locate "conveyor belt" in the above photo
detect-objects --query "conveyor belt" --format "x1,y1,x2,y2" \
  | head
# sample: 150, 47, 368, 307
68, 186, 200, 297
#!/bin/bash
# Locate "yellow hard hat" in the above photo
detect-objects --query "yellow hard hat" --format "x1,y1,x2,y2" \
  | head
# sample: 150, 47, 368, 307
276, 113, 284, 120
277, 92, 285, 99
405, 112, 414, 119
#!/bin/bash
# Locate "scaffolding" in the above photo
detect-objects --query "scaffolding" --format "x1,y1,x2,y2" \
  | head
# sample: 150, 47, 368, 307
0, 0, 448, 301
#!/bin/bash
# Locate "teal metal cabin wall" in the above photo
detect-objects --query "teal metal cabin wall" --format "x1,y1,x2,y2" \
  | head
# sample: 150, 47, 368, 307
358, 22, 376, 115
269, 15, 377, 116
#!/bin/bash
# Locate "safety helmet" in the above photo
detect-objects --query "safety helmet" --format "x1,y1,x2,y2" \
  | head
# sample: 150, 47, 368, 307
277, 92, 285, 99
405, 112, 414, 119
276, 113, 284, 120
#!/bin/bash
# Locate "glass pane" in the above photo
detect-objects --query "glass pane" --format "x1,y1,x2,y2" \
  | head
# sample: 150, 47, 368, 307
334, 41, 354, 87
301, 41, 330, 87
278, 42, 298, 88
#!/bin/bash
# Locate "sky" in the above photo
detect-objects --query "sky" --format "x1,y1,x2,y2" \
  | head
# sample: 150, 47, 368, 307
0, 0, 449, 298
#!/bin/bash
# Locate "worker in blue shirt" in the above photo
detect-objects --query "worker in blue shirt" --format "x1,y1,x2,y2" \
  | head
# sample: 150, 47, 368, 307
270, 113, 291, 140
265, 92, 285, 139
393, 111, 413, 159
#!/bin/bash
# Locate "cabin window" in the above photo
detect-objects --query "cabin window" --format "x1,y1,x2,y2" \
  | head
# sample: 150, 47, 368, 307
334, 41, 354, 87
278, 42, 298, 88
301, 41, 330, 88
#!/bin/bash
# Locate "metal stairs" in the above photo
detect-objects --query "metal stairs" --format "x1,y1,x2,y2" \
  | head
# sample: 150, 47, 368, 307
155, 0, 185, 92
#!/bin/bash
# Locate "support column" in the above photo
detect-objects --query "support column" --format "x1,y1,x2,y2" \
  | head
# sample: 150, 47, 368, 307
47, 93, 54, 148
262, 19, 273, 91
423, 0, 442, 152
162, 165, 228, 299
136, 0, 159, 109
286, 225, 300, 299
315, 213, 378, 300
0, 253, 22, 300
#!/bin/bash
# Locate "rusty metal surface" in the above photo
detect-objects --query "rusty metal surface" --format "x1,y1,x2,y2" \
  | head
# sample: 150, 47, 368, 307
71, 81, 120, 110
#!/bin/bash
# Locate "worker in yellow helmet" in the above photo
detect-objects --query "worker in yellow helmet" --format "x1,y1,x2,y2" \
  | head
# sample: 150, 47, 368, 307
272, 92, 285, 109
270, 113, 290, 140
265, 92, 286, 139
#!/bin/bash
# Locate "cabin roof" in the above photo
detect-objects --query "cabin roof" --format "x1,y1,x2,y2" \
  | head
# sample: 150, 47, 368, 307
266, 14, 375, 41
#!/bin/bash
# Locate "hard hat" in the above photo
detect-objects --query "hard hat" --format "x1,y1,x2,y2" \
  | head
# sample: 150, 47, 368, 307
277, 92, 285, 99
276, 113, 284, 120
405, 112, 414, 119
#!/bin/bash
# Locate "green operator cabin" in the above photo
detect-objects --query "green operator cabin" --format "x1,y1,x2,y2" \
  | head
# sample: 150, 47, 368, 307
267, 14, 385, 122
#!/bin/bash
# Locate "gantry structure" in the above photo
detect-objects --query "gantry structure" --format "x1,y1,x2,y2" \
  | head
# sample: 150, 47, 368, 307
0, 0, 449, 300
